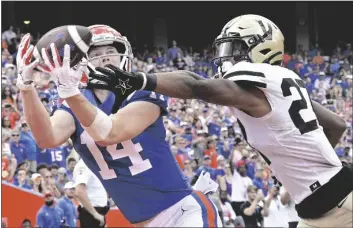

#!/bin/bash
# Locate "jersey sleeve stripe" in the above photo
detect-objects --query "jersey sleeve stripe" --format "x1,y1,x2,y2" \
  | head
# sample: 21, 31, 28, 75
224, 70, 265, 78
224, 70, 267, 88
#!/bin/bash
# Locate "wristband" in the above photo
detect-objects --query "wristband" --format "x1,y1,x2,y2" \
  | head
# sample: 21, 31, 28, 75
138, 72, 157, 91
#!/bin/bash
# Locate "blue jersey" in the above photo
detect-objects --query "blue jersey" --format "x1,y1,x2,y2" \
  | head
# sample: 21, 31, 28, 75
37, 145, 71, 168
56, 89, 192, 223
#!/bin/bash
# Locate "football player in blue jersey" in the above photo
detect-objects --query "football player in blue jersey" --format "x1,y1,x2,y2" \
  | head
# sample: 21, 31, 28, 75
16, 25, 222, 227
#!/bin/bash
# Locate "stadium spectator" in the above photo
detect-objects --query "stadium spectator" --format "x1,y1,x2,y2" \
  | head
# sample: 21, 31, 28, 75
262, 186, 288, 227
56, 167, 69, 195
66, 158, 77, 181
49, 164, 59, 180
36, 163, 48, 175
14, 169, 32, 190
56, 182, 78, 228
21, 218, 32, 228
31, 173, 42, 194
42, 170, 61, 198
35, 191, 65, 228
2, 26, 16, 46
167, 40, 183, 61
240, 185, 268, 228
19, 122, 38, 173
280, 186, 300, 228
230, 160, 253, 216
9, 130, 27, 164
2, 103, 20, 129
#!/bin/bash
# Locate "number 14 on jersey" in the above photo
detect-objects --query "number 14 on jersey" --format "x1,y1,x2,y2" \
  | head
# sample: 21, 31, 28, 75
80, 131, 153, 180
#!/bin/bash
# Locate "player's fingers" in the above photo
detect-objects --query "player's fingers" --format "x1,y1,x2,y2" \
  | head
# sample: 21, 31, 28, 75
16, 33, 30, 64
89, 72, 111, 83
36, 64, 51, 73
50, 43, 62, 67
106, 64, 124, 74
41, 48, 55, 70
24, 45, 35, 65
96, 67, 115, 76
28, 59, 40, 70
63, 44, 71, 68
20, 33, 31, 58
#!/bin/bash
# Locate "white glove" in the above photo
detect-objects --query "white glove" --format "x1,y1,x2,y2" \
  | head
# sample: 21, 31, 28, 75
40, 43, 86, 99
193, 171, 219, 195
16, 33, 40, 91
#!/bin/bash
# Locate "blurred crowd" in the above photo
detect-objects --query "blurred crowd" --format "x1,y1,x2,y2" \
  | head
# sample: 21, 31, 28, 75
1, 25, 352, 227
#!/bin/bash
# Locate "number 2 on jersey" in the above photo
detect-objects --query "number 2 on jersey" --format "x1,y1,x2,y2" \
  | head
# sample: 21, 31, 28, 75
281, 78, 318, 134
80, 131, 153, 180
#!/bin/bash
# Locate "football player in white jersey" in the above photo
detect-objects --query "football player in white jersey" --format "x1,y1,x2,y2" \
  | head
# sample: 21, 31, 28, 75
89, 14, 352, 227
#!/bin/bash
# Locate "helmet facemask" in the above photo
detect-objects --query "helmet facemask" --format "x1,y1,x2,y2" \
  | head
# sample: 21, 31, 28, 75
212, 36, 251, 78
212, 33, 269, 78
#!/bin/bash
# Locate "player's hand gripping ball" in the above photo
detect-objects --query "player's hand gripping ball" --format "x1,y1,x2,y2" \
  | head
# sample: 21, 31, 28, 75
33, 25, 92, 72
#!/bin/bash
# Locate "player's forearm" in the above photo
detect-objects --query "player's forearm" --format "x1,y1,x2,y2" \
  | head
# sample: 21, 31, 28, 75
153, 71, 246, 106
311, 100, 346, 147
65, 94, 98, 128
21, 88, 56, 148
75, 185, 99, 217
153, 71, 205, 99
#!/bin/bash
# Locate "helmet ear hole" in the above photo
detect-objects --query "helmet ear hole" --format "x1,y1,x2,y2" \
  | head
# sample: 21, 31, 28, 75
260, 48, 271, 55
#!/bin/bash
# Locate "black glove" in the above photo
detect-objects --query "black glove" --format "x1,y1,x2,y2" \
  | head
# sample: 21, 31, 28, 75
88, 64, 157, 93
86, 64, 137, 113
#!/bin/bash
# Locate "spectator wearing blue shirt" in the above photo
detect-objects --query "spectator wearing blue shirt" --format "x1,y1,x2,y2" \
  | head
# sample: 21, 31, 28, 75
193, 155, 216, 184
168, 108, 181, 126
36, 191, 65, 228
214, 155, 226, 181
329, 57, 340, 76
9, 130, 27, 164
56, 182, 78, 228
14, 169, 32, 190
167, 40, 183, 61
252, 168, 268, 197
287, 54, 299, 71
19, 123, 38, 173
208, 114, 222, 139
66, 158, 77, 182
217, 128, 233, 159
44, 81, 58, 101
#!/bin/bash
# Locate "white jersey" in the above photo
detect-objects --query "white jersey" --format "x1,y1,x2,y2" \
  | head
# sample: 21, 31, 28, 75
73, 159, 108, 207
224, 62, 342, 204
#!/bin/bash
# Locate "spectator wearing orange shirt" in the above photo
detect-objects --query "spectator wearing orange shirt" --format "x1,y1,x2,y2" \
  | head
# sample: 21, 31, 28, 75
1, 103, 20, 129
312, 51, 324, 65
204, 138, 219, 169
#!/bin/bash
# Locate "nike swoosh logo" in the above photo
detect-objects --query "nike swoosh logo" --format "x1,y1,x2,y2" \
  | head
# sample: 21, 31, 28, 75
337, 197, 348, 208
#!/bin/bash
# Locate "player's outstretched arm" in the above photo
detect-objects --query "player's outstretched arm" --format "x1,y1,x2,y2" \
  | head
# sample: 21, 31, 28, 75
311, 100, 346, 148
65, 94, 160, 146
17, 34, 75, 148
89, 66, 258, 109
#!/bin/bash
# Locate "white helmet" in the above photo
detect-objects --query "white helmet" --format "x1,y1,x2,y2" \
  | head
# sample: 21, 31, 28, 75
212, 14, 284, 77
87, 24, 133, 72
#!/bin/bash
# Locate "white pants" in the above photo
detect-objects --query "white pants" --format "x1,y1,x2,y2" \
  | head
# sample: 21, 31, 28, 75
146, 191, 223, 227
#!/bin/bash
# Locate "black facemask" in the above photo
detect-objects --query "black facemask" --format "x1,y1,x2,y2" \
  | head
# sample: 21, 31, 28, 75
45, 200, 54, 207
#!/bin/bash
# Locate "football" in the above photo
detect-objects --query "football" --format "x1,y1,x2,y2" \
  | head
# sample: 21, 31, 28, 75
33, 25, 92, 68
